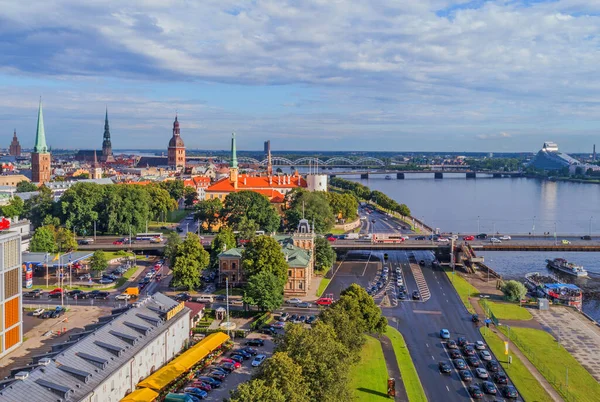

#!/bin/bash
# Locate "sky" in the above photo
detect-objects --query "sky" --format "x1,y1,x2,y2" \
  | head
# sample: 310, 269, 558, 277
2, 0, 600, 153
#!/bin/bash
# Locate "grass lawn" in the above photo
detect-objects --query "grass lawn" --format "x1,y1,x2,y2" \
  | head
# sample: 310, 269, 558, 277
349, 336, 390, 402
385, 326, 427, 402
316, 278, 330, 297
103, 251, 134, 261
480, 328, 552, 402
330, 228, 348, 235
443, 269, 478, 314
480, 300, 532, 321
167, 209, 189, 222
499, 326, 600, 402
214, 288, 244, 296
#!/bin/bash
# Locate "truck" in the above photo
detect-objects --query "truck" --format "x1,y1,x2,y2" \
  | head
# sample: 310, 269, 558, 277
345, 233, 359, 240
123, 287, 139, 298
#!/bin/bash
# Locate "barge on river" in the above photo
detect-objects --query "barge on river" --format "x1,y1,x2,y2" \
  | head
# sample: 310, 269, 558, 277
546, 258, 588, 277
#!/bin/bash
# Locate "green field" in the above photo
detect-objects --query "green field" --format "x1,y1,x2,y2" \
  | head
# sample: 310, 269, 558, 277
349, 336, 390, 402
104, 251, 134, 261
444, 269, 478, 314
481, 300, 532, 321
316, 278, 331, 297
480, 328, 552, 402
385, 326, 427, 402
500, 326, 600, 402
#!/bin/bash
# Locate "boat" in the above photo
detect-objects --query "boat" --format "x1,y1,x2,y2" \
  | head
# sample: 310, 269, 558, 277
385, 175, 392, 180
546, 258, 588, 277
525, 272, 582, 310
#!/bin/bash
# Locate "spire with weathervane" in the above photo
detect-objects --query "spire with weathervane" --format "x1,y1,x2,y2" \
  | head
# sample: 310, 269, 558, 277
229, 132, 239, 188
32, 98, 51, 184
34, 99, 48, 154
102, 107, 115, 162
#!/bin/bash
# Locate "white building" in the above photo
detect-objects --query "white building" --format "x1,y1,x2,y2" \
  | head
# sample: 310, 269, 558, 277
0, 293, 190, 402
306, 174, 328, 192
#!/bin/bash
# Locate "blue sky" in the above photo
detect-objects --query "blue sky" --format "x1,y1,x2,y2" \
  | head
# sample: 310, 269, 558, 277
2, 0, 600, 152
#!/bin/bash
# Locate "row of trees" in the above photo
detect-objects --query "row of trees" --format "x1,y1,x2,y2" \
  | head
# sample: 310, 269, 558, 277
465, 157, 523, 172
330, 177, 411, 217
230, 284, 387, 402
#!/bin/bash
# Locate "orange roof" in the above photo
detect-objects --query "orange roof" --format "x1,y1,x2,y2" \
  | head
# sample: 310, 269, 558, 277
184, 176, 211, 188
207, 174, 306, 193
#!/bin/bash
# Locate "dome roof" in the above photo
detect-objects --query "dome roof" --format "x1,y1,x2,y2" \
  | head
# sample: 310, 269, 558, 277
169, 135, 185, 148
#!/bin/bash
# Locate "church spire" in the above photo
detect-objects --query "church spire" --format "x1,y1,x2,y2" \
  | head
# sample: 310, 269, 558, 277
102, 107, 114, 162
231, 132, 238, 169
34, 98, 48, 153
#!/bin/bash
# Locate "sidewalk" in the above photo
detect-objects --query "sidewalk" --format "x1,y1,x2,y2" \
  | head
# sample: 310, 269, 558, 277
378, 335, 409, 402
469, 298, 563, 402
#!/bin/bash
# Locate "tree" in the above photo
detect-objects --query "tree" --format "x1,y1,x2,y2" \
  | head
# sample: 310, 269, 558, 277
276, 322, 352, 402
258, 352, 309, 402
210, 227, 236, 268
177, 232, 210, 268
89, 250, 109, 273
222, 191, 280, 233
29, 226, 57, 252
314, 236, 335, 272
398, 203, 411, 217
23, 185, 55, 228
73, 173, 90, 179
326, 192, 358, 221
229, 379, 286, 402
243, 271, 284, 311
55, 227, 78, 252
58, 182, 103, 235
285, 189, 334, 233
242, 236, 288, 283
237, 216, 259, 241
160, 180, 185, 201
501, 280, 527, 302
194, 198, 222, 231
146, 185, 177, 221
16, 180, 38, 193
171, 254, 202, 290
164, 231, 182, 267
1, 196, 24, 218
184, 186, 197, 208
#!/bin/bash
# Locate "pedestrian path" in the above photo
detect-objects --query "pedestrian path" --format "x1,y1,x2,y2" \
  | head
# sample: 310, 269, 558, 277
410, 264, 430, 302
378, 335, 409, 402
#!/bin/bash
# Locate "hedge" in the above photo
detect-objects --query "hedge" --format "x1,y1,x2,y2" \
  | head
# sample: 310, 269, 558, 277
250, 312, 272, 330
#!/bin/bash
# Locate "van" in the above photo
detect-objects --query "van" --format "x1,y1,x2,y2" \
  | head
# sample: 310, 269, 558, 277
196, 295, 214, 303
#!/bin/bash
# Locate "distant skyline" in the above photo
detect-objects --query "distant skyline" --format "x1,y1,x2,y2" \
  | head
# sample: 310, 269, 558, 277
2, 1, 600, 152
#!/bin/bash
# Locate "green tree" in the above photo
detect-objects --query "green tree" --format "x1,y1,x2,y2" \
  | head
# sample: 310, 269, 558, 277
73, 173, 90, 179
242, 236, 288, 283
194, 198, 222, 231
210, 227, 236, 268
29, 225, 57, 252
164, 231, 182, 267
285, 189, 334, 233
16, 180, 38, 193
222, 191, 280, 233
89, 250, 109, 273
340, 284, 388, 334
229, 379, 286, 402
1, 196, 24, 218
314, 236, 335, 272
501, 280, 527, 302
58, 182, 103, 235
23, 185, 55, 228
398, 203, 411, 217
243, 271, 284, 311
277, 322, 352, 402
171, 254, 202, 290
160, 180, 185, 201
56, 227, 78, 252
146, 185, 177, 221
237, 216, 259, 241
326, 192, 358, 221
258, 352, 309, 402
184, 186, 197, 208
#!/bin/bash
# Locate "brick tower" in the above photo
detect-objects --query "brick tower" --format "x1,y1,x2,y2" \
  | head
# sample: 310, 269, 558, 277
168, 115, 186, 170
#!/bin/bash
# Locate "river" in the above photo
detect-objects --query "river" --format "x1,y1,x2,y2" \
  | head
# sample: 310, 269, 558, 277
350, 175, 600, 320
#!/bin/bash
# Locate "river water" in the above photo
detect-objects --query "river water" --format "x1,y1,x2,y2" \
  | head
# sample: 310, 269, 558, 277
350, 175, 600, 320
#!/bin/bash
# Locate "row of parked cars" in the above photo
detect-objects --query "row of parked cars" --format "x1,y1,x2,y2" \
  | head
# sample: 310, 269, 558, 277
32, 306, 65, 319
438, 332, 519, 399
25, 288, 111, 300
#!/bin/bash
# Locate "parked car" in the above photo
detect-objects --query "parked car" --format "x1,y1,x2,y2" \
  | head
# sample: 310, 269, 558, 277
453, 359, 467, 370
233, 349, 251, 359
286, 298, 302, 305
189, 382, 212, 392
492, 372, 508, 385
486, 360, 500, 372
466, 356, 480, 367
32, 308, 45, 316
463, 346, 476, 356
25, 289, 43, 298
438, 361, 452, 374
456, 337, 468, 347
196, 377, 221, 388
241, 347, 258, 356
449, 349, 462, 359
78, 273, 91, 281
306, 315, 317, 325
68, 290, 88, 299
207, 371, 226, 381
279, 312, 289, 321
228, 355, 244, 364
297, 302, 312, 308
316, 297, 333, 306
245, 339, 265, 347
397, 292, 406, 300
51, 307, 65, 318
475, 341, 486, 350
260, 327, 277, 336
184, 387, 208, 400
412, 291, 420, 300
446, 340, 458, 349
480, 350, 492, 361
219, 362, 237, 372
115, 293, 131, 301
499, 385, 518, 399
252, 354, 266, 367
459, 370, 473, 381
482, 381, 497, 395
98, 278, 114, 284
272, 321, 285, 329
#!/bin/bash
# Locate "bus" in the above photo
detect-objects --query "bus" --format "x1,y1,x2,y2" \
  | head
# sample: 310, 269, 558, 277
136, 233, 164, 241
373, 234, 404, 244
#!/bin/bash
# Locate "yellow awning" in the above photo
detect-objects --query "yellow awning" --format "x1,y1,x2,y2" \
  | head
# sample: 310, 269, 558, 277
137, 363, 187, 391
120, 388, 159, 402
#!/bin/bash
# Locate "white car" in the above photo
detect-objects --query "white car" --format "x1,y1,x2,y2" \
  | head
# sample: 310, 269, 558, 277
286, 298, 302, 305
437, 237, 449, 243
490, 238, 502, 244
252, 354, 266, 367
475, 341, 486, 350
401, 235, 409, 240
499, 235, 511, 240
475, 368, 489, 379
449, 235, 458, 240
480, 350, 492, 361
115, 294, 131, 301
33, 308, 45, 316
396, 279, 403, 286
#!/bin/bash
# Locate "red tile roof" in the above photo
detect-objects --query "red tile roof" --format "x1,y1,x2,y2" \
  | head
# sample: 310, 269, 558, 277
184, 301, 206, 317
207, 174, 306, 193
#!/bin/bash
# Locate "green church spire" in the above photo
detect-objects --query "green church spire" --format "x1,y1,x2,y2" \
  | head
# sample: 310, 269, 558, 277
231, 132, 238, 168
34, 99, 48, 153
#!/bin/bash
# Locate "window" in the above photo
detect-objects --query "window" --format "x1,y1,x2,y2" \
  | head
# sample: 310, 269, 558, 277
288, 270, 292, 277
232, 262, 237, 270
299, 282, 303, 289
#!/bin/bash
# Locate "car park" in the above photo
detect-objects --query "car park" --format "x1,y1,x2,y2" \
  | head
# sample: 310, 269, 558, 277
245, 339, 265, 347
438, 361, 452, 374
500, 385, 519, 399
468, 385, 484, 399
480, 350, 492, 361
482, 381, 497, 395
475, 368, 489, 379
459, 370, 473, 381
252, 354, 266, 367
439, 329, 450, 339
453, 359, 467, 370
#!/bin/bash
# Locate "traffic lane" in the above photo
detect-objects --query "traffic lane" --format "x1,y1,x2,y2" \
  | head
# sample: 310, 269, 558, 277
390, 252, 419, 302
324, 254, 380, 298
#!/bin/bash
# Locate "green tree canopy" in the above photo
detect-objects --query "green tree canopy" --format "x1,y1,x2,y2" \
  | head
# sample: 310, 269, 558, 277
159, 180, 185, 201
146, 185, 178, 220
229, 379, 286, 402
1, 196, 24, 218
501, 280, 527, 302
164, 231, 182, 267
285, 189, 334, 233
314, 236, 335, 272
89, 250, 109, 272
258, 352, 309, 402
183, 186, 197, 208
222, 191, 280, 233
194, 198, 222, 231
170, 233, 209, 290
58, 182, 103, 234
243, 271, 284, 311
56, 227, 78, 252
29, 225, 57, 253
24, 185, 55, 229
210, 227, 236, 268
16, 180, 38, 193
242, 235, 288, 283
236, 216, 259, 241
325, 192, 358, 221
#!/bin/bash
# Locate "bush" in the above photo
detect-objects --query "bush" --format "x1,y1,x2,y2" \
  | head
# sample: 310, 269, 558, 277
250, 312, 271, 330
501, 280, 527, 302
115, 250, 127, 256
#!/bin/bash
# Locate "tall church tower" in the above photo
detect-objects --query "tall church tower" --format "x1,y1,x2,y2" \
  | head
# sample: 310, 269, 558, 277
102, 108, 115, 162
9, 130, 21, 156
91, 150, 103, 179
229, 132, 239, 189
168, 115, 185, 170
31, 100, 51, 184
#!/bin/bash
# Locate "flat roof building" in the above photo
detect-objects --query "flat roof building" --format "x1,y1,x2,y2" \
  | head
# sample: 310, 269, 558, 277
0, 229, 23, 359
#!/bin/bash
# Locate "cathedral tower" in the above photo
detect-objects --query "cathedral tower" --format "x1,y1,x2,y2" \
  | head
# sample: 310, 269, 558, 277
168, 115, 185, 170
31, 100, 51, 184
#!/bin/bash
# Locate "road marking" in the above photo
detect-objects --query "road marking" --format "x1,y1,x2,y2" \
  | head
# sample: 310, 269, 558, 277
432, 355, 435, 360
446, 386, 450, 392
426, 343, 429, 348
412, 310, 442, 315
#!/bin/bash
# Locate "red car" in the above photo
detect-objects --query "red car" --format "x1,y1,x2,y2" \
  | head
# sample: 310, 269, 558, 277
189, 381, 212, 392
220, 358, 241, 369
327, 236, 336, 242
113, 240, 123, 245
49, 288, 63, 295
463, 235, 475, 241
316, 297, 333, 306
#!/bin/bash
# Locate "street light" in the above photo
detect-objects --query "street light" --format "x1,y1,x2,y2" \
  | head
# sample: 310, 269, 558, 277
532, 216, 536, 237
477, 216, 480, 234
554, 222, 557, 246
590, 216, 593, 236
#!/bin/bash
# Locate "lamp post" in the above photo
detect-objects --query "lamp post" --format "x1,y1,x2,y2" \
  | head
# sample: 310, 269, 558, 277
554, 222, 557, 246
590, 216, 593, 236
477, 216, 480, 234
532, 216, 536, 237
